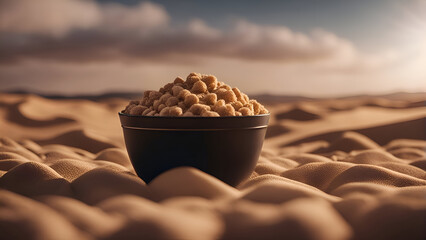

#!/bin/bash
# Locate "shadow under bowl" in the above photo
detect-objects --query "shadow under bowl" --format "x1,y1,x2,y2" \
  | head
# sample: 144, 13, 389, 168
119, 112, 269, 187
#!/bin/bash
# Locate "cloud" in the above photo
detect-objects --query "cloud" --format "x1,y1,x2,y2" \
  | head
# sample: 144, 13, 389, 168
100, 1, 169, 32
0, 0, 169, 37
0, 0, 102, 37
0, 0, 374, 66
0, 1, 423, 96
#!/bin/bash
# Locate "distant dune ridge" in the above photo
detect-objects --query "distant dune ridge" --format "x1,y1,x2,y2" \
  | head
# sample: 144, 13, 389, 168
0, 92, 425, 240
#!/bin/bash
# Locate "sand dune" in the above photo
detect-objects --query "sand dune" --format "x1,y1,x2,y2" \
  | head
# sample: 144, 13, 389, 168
35, 130, 118, 153
0, 93, 425, 240
275, 107, 322, 121
265, 124, 291, 138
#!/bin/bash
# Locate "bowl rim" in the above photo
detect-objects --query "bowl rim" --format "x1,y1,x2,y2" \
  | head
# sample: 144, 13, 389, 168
119, 112, 270, 130
118, 111, 270, 119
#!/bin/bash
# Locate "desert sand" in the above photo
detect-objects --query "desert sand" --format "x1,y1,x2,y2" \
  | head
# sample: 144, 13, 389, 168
0, 93, 425, 240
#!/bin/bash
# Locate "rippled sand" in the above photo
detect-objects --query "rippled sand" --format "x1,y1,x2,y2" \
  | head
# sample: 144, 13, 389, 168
0, 93, 425, 240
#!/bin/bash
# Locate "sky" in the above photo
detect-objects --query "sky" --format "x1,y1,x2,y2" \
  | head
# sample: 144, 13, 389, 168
0, 0, 425, 97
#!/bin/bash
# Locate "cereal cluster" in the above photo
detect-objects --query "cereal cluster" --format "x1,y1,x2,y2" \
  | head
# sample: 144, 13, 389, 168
122, 73, 268, 117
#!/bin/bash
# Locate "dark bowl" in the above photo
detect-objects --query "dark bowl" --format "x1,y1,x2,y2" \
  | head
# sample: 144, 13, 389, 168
119, 112, 269, 186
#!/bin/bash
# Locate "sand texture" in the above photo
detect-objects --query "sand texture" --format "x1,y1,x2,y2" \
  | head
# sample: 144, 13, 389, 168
0, 93, 425, 240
